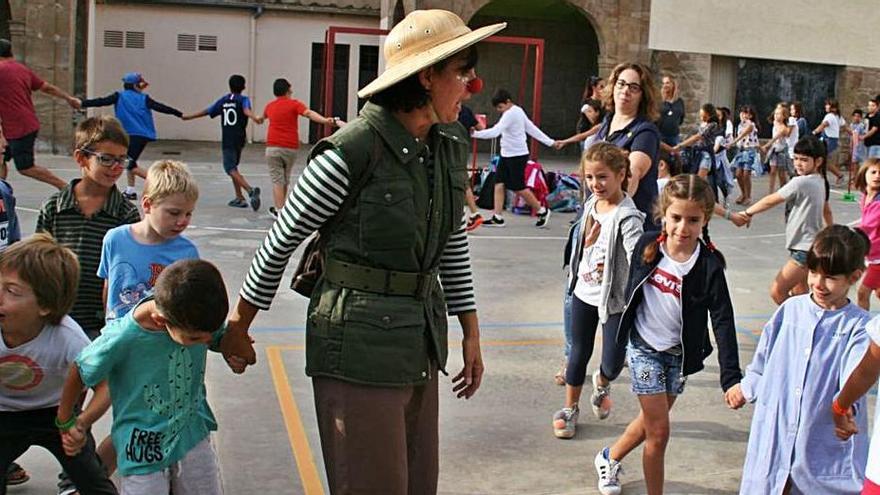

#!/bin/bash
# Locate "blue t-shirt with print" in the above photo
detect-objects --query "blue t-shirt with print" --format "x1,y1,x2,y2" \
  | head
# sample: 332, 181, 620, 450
75, 304, 220, 476
207, 93, 251, 147
97, 225, 199, 321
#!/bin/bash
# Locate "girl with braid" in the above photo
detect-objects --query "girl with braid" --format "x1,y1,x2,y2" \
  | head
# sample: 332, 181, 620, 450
593, 174, 742, 495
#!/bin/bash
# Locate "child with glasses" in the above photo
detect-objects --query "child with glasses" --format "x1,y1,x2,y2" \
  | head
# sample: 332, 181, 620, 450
36, 115, 141, 340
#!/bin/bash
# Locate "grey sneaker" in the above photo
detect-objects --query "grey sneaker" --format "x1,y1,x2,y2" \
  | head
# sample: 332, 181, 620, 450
595, 447, 623, 495
591, 369, 612, 420
228, 198, 248, 208
248, 187, 261, 211
552, 405, 579, 439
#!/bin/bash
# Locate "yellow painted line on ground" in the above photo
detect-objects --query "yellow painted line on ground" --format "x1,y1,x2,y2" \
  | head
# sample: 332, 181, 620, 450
266, 346, 325, 495
265, 336, 563, 493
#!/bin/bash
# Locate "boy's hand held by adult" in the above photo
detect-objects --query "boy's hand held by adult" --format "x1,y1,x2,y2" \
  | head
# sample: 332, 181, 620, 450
219, 324, 256, 373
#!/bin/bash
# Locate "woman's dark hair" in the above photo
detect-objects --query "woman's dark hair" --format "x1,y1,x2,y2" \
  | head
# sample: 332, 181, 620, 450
791, 101, 804, 118
806, 225, 870, 276
370, 46, 478, 113
794, 135, 830, 200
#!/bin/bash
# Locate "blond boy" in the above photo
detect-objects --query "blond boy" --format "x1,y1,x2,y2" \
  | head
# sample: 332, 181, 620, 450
98, 160, 199, 321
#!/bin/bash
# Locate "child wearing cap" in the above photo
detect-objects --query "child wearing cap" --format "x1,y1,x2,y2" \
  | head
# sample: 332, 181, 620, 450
78, 72, 185, 201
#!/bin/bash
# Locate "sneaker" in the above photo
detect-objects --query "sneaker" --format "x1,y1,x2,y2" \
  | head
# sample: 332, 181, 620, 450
483, 215, 506, 227
552, 405, 579, 439
594, 447, 623, 495
248, 187, 261, 211
6, 462, 29, 486
590, 370, 612, 420
122, 191, 137, 201
466, 213, 483, 232
228, 198, 248, 208
536, 207, 551, 228
268, 206, 278, 218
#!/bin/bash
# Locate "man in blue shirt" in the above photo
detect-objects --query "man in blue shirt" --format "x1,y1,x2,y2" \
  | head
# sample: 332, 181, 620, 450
184, 75, 261, 211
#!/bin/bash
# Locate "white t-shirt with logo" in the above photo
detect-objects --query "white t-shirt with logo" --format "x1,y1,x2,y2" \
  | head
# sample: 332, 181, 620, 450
0, 316, 90, 411
634, 243, 700, 351
574, 208, 615, 306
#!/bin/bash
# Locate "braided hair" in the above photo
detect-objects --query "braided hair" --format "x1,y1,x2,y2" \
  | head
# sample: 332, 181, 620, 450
643, 174, 726, 267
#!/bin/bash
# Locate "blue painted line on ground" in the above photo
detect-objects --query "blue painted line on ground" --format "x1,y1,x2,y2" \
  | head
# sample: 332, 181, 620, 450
250, 319, 768, 344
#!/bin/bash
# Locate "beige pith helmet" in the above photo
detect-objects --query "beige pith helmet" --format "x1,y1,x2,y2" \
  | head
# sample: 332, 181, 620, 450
357, 9, 506, 98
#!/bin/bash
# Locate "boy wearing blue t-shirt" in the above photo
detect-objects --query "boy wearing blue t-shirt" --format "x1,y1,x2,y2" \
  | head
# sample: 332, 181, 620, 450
57, 259, 237, 495
183, 74, 261, 211
98, 159, 199, 322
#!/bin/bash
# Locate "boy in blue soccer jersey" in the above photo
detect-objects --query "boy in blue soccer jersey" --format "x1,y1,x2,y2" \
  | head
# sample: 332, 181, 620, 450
183, 74, 261, 211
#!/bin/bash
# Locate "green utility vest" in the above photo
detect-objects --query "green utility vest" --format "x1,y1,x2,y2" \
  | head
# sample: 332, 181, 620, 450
305, 102, 469, 386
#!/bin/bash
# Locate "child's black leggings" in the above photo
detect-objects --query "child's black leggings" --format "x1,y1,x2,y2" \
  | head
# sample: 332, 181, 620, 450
0, 407, 117, 495
564, 296, 626, 387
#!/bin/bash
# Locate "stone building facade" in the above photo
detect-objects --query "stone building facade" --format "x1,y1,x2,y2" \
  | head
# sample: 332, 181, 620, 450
3, 0, 879, 156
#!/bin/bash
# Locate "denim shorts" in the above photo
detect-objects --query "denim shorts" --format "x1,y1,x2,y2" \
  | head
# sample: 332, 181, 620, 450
697, 151, 712, 170
732, 148, 761, 174
789, 249, 808, 266
627, 333, 687, 396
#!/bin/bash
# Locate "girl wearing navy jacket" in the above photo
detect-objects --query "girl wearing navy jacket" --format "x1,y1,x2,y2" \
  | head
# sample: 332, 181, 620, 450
593, 174, 742, 495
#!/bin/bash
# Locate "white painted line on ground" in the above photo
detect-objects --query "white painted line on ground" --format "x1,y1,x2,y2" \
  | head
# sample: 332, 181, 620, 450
468, 235, 566, 240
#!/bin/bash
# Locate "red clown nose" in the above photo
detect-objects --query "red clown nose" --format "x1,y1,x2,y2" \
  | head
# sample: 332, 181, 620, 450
466, 77, 484, 94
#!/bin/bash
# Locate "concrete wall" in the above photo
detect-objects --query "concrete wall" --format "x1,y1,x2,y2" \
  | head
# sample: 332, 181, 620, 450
91, 3, 378, 142
7, 0, 78, 153
649, 0, 880, 69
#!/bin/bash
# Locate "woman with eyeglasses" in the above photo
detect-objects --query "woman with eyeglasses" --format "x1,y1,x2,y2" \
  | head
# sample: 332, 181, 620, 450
594, 63, 662, 229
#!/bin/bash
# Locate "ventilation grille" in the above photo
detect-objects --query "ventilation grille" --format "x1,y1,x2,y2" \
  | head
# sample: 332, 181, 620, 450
103, 30, 123, 48
177, 34, 196, 52
125, 31, 145, 49
198, 35, 217, 52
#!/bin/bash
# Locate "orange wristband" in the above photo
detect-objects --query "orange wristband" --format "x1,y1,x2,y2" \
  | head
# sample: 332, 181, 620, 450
832, 399, 850, 417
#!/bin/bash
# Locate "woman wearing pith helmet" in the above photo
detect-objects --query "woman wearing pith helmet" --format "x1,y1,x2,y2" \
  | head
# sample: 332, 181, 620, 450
225, 9, 505, 494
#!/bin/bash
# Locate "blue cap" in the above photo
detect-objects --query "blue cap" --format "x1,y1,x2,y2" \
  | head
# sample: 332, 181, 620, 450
121, 72, 145, 85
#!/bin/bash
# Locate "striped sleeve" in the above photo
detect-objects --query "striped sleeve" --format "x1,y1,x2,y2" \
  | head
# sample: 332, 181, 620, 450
240, 149, 350, 309
439, 215, 476, 315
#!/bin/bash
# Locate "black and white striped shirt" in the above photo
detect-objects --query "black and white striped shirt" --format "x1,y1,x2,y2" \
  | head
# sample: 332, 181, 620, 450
240, 149, 476, 314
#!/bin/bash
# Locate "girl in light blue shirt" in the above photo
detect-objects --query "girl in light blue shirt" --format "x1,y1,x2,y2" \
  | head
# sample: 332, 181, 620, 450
726, 225, 872, 494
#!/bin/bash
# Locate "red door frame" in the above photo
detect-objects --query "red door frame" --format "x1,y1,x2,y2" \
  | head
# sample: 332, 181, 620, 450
321, 27, 546, 163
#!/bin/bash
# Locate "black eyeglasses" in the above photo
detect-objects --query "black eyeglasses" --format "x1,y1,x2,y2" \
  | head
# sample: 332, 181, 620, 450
79, 149, 131, 168
614, 79, 643, 94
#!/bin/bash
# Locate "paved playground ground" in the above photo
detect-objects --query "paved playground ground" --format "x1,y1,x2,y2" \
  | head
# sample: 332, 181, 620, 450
8, 141, 870, 494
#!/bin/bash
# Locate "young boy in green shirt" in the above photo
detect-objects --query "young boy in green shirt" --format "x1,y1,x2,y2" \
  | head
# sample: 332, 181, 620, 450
57, 259, 241, 494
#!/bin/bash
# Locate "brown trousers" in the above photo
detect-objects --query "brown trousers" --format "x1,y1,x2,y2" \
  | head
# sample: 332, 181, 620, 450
312, 370, 439, 495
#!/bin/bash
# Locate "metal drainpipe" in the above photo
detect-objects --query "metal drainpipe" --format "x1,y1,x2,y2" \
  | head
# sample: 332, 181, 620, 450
248, 5, 263, 144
